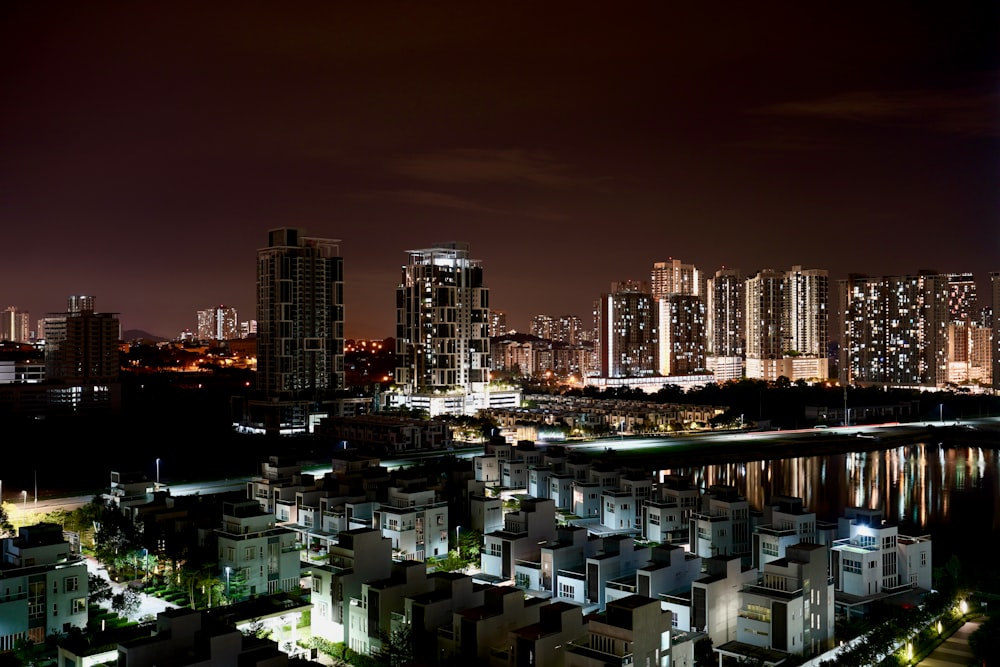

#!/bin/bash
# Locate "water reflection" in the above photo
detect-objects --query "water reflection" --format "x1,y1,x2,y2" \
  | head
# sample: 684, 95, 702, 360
658, 441, 1000, 539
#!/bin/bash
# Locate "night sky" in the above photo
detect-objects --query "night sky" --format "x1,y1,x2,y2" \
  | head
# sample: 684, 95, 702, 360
2, 2, 997, 339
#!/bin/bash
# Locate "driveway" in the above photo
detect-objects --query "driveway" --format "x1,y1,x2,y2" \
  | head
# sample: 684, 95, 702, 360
917, 617, 982, 666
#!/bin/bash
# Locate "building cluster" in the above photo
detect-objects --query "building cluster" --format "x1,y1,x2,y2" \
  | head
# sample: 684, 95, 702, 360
3, 231, 998, 430
0, 295, 122, 416
12, 442, 929, 666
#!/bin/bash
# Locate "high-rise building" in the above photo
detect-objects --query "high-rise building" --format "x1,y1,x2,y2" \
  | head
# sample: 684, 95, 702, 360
488, 310, 508, 337
658, 294, 706, 375
783, 265, 829, 357
530, 314, 554, 340
745, 266, 829, 381
946, 272, 977, 322
992, 272, 1000, 392
597, 280, 657, 378
707, 268, 744, 357
394, 243, 490, 392
196, 305, 239, 341
256, 228, 344, 398
1, 306, 30, 343
651, 258, 701, 299
44, 295, 120, 383
840, 272, 949, 388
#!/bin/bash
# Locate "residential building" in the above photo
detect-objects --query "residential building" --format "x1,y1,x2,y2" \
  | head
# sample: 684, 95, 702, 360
556, 535, 650, 611
596, 280, 658, 378
0, 306, 30, 342
689, 485, 751, 560
112, 608, 289, 667
256, 227, 344, 398
481, 498, 557, 581
43, 295, 120, 383
310, 528, 393, 645
376, 486, 449, 561
564, 595, 673, 667
706, 267, 744, 357
507, 601, 585, 667
994, 272, 1000, 392
745, 266, 829, 382
348, 560, 432, 657
405, 571, 487, 661
831, 508, 932, 615
651, 258, 701, 299
720, 542, 834, 659
0, 523, 89, 649
440, 585, 548, 662
394, 242, 490, 393
658, 294, 707, 376
215, 500, 300, 600
840, 271, 949, 388
489, 310, 508, 337
752, 496, 817, 569
196, 304, 239, 341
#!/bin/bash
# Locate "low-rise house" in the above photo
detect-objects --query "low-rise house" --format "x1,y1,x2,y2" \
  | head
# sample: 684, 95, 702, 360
564, 595, 673, 667
215, 500, 300, 600
0, 523, 89, 647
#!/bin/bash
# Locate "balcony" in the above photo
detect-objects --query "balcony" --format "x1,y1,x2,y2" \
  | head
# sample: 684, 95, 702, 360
566, 639, 633, 666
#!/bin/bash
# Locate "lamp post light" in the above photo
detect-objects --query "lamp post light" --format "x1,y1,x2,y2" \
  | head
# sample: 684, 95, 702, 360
21, 490, 27, 510
156, 458, 160, 487
225, 566, 231, 602
455, 526, 461, 555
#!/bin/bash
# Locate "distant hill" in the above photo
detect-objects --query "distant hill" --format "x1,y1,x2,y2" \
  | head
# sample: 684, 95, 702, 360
123, 329, 169, 343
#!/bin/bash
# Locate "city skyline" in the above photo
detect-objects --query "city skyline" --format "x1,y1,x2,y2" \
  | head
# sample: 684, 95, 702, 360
2, 3, 997, 338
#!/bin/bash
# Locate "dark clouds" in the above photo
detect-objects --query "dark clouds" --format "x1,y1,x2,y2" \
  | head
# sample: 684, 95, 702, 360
1, 2, 997, 337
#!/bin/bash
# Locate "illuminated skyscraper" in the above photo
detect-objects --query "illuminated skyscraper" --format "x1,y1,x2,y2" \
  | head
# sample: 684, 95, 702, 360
992, 272, 1000, 392
597, 280, 657, 377
745, 266, 828, 381
395, 243, 490, 392
651, 258, 701, 299
659, 294, 707, 375
0, 306, 30, 343
44, 295, 120, 383
946, 272, 977, 322
707, 268, 744, 357
840, 271, 949, 388
196, 305, 239, 341
489, 310, 508, 337
256, 228, 344, 397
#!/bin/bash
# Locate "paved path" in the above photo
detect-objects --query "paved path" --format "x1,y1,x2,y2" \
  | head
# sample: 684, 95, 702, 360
917, 617, 981, 666
86, 556, 179, 621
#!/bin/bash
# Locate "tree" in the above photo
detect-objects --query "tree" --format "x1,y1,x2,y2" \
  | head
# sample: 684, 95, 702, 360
0, 501, 14, 537
111, 587, 141, 618
374, 624, 413, 667
969, 614, 1000, 664
89, 573, 113, 603
693, 637, 714, 666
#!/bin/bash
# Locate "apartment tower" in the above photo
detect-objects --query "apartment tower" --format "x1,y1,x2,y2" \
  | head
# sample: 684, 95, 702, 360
597, 280, 658, 378
395, 243, 490, 392
256, 228, 344, 397
840, 271, 949, 388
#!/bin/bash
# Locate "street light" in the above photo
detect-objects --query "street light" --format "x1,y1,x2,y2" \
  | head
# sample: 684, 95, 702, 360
225, 566, 231, 601
21, 490, 27, 509
156, 458, 160, 487
455, 526, 461, 555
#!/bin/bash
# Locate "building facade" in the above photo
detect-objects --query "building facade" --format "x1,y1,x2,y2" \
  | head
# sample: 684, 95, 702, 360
597, 281, 658, 378
196, 305, 239, 341
256, 228, 344, 397
394, 243, 490, 393
840, 272, 949, 388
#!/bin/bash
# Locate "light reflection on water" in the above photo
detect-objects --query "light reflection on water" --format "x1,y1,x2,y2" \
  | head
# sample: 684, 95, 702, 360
657, 441, 1000, 541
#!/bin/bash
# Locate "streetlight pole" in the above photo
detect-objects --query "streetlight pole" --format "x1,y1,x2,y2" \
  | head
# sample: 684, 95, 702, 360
225, 566, 231, 601
156, 458, 160, 488
21, 490, 27, 512
455, 526, 461, 555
